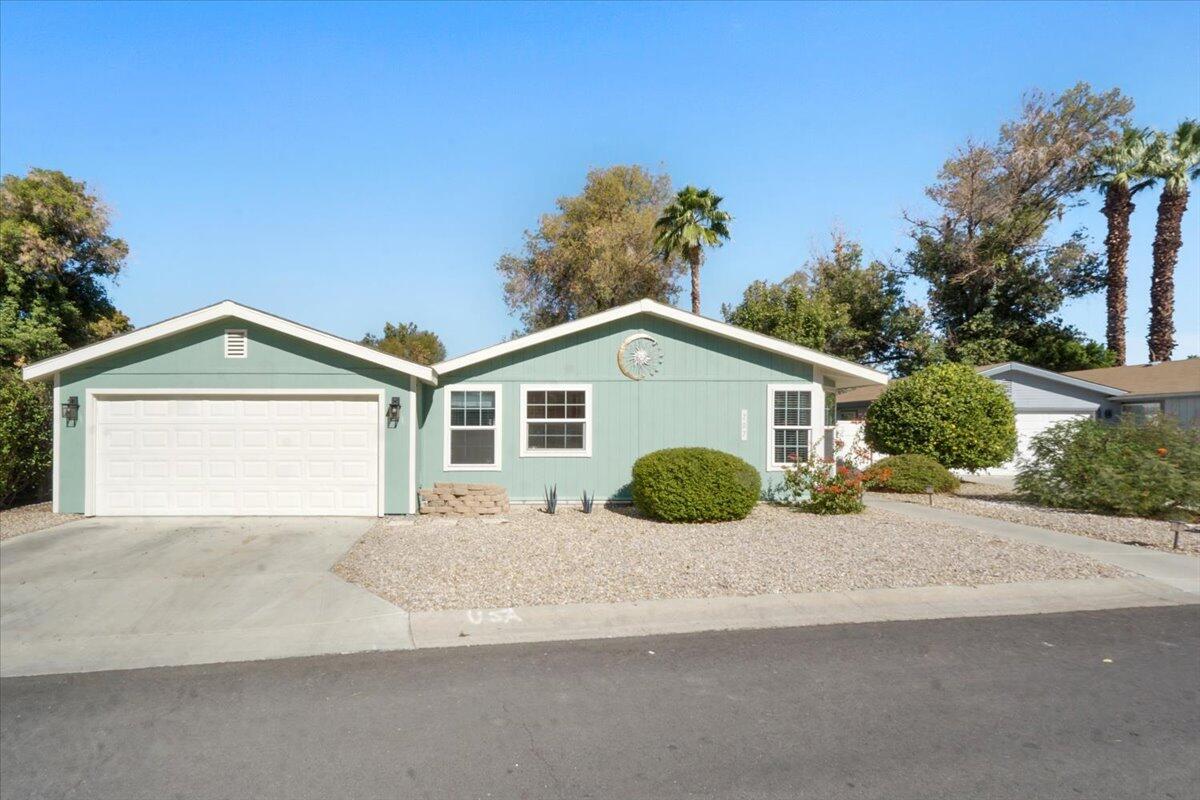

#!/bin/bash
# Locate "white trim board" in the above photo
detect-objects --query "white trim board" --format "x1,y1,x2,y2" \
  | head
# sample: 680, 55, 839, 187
434, 298, 888, 388
22, 300, 436, 384
52, 374, 61, 513
408, 375, 418, 514
83, 389, 387, 517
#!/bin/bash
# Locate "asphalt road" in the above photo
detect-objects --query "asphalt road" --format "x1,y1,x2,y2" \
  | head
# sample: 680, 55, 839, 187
2, 606, 1198, 800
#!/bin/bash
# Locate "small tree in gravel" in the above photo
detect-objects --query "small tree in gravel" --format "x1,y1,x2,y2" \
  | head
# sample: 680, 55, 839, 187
865, 363, 1016, 470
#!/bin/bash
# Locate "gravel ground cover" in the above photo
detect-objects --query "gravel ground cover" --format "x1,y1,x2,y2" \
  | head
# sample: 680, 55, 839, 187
0, 502, 82, 542
876, 487, 1199, 556
334, 504, 1123, 611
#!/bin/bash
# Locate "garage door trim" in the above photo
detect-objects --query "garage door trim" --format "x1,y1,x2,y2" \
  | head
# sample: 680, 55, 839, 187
84, 388, 388, 517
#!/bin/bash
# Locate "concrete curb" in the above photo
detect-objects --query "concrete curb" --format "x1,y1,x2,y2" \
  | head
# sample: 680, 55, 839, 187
408, 576, 1197, 650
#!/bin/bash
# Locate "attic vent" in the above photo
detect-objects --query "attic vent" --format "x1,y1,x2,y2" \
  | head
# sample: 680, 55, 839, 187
224, 329, 248, 359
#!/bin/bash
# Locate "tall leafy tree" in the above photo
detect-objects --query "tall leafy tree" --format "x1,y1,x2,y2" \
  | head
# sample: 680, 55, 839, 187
723, 233, 936, 375
1092, 127, 1153, 364
361, 322, 446, 366
1145, 120, 1200, 362
1, 168, 131, 367
905, 83, 1131, 372
653, 186, 731, 314
497, 165, 686, 332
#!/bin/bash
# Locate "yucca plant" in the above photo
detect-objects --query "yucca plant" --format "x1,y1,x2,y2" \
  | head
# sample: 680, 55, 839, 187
543, 484, 558, 514
581, 490, 594, 513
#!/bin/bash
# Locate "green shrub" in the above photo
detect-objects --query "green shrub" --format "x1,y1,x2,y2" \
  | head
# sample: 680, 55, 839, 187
0, 370, 52, 509
865, 363, 1016, 470
631, 447, 761, 522
1016, 416, 1200, 519
864, 454, 959, 494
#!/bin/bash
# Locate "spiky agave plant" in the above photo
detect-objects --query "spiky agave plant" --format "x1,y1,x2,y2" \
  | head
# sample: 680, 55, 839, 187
543, 484, 558, 514
581, 490, 594, 513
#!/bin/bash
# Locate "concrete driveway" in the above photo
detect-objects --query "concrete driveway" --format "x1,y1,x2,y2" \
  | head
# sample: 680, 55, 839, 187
0, 517, 412, 677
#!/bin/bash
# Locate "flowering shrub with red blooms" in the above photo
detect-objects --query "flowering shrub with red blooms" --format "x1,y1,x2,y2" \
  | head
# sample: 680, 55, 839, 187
784, 446, 868, 515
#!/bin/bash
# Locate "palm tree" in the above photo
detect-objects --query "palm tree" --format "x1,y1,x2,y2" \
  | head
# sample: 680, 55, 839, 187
1092, 127, 1153, 365
654, 186, 731, 314
1145, 120, 1200, 361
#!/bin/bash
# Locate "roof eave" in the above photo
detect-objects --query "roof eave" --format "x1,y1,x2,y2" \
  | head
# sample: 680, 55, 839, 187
978, 362, 1126, 396
20, 300, 437, 385
432, 299, 888, 386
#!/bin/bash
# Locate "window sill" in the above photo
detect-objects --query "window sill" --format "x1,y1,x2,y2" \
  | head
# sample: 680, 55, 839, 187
443, 463, 502, 472
519, 450, 592, 458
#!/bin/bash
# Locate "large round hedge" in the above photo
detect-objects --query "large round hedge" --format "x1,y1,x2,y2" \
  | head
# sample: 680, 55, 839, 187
865, 454, 959, 494
865, 363, 1016, 471
631, 447, 761, 522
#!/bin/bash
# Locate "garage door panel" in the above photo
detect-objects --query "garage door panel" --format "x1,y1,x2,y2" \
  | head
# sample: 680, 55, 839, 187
987, 412, 1088, 476
94, 396, 380, 516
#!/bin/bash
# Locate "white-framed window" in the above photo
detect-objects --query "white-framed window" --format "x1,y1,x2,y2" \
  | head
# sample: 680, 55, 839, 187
519, 384, 592, 457
443, 383, 502, 471
767, 384, 811, 470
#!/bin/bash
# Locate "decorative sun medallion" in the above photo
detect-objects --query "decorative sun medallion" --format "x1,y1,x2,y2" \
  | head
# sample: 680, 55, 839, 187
617, 333, 662, 380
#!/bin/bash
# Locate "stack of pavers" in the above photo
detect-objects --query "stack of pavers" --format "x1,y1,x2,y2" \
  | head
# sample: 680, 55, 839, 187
418, 483, 509, 517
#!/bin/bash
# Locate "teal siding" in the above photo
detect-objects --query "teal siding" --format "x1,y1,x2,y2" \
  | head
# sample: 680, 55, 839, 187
418, 314, 815, 501
57, 320, 415, 514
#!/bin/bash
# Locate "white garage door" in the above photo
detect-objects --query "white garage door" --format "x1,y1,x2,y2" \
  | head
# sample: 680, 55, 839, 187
93, 396, 380, 516
989, 412, 1089, 476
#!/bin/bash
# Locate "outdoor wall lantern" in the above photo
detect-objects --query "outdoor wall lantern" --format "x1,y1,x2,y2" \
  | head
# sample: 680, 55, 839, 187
386, 396, 401, 427
62, 395, 80, 426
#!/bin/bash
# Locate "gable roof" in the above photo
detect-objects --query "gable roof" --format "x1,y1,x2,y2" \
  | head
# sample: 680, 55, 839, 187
20, 300, 437, 384
1065, 359, 1200, 400
433, 298, 889, 387
977, 362, 1126, 396
835, 361, 1127, 407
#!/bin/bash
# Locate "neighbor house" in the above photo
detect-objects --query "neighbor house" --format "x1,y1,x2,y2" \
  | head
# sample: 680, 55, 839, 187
836, 359, 1200, 475
20, 298, 887, 516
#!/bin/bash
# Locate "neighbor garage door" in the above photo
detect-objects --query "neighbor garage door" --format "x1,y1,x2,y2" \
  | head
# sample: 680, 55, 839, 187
93, 395, 380, 516
989, 411, 1089, 476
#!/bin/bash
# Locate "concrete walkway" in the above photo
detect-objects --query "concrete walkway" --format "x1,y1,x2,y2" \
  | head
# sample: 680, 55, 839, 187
867, 495, 1200, 595
0, 517, 413, 678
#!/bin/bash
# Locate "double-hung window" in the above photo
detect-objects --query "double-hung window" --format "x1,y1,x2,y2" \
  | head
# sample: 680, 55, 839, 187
767, 385, 811, 470
445, 384, 501, 470
520, 384, 591, 457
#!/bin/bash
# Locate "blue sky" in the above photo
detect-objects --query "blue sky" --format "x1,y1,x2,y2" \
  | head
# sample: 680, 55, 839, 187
2, 1, 1198, 363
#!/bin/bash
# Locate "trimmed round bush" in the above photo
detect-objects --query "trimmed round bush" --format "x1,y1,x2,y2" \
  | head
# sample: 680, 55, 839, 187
865, 454, 959, 494
865, 363, 1016, 471
631, 447, 761, 522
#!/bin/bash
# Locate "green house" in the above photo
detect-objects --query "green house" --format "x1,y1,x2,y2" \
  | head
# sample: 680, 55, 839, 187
22, 299, 887, 516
